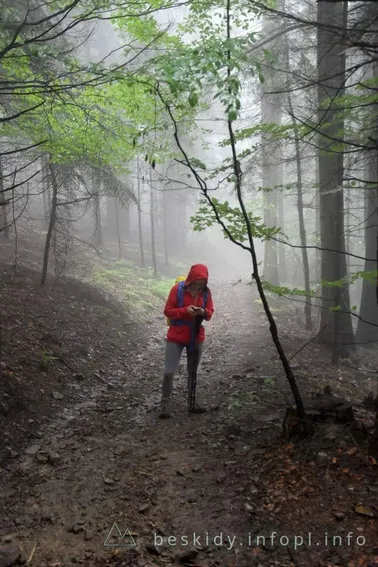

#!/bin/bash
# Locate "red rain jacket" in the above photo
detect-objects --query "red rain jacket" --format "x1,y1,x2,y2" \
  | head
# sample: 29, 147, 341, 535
164, 264, 214, 345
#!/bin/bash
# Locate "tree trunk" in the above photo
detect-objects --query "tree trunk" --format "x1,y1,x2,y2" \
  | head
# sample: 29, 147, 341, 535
41, 162, 58, 286
115, 198, 122, 259
288, 92, 312, 330
261, 11, 282, 287
315, 159, 321, 285
317, 0, 355, 358
163, 186, 170, 266
136, 157, 145, 267
124, 204, 131, 240
149, 166, 158, 277
93, 170, 103, 247
41, 155, 50, 230
93, 192, 103, 246
277, 188, 286, 284
356, 156, 378, 344
0, 157, 9, 237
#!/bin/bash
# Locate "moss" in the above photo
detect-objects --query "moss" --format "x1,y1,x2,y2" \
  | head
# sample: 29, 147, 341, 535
91, 260, 172, 318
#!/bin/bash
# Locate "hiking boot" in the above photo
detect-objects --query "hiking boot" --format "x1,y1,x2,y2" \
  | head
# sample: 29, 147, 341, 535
159, 399, 171, 419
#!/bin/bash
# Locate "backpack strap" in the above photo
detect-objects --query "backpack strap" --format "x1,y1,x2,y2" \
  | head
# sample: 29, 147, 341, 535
202, 289, 208, 309
177, 280, 185, 308
170, 281, 191, 327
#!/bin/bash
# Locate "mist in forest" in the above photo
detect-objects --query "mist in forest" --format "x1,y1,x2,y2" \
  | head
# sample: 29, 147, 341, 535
1, 0, 378, 353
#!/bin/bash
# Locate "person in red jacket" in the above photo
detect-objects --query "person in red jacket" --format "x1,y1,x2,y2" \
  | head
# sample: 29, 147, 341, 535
159, 264, 214, 418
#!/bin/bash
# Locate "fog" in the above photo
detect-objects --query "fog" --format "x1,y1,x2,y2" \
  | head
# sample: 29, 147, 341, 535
2, 3, 378, 564
1, 0, 375, 339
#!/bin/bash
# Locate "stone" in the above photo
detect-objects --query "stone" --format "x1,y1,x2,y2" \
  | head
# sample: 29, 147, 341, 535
74, 401, 97, 410
69, 525, 85, 534
0, 542, 21, 567
36, 454, 48, 464
234, 442, 251, 456
175, 549, 199, 563
139, 503, 150, 513
52, 391, 63, 400
48, 452, 61, 466
84, 529, 93, 541
25, 444, 41, 456
146, 544, 161, 555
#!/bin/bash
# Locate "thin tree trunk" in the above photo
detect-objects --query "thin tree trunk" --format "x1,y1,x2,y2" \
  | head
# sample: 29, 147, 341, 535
136, 157, 145, 267
288, 92, 312, 330
115, 198, 122, 259
149, 166, 158, 278
277, 189, 286, 283
93, 192, 103, 246
124, 204, 131, 240
226, 0, 307, 429
93, 170, 103, 246
163, 186, 169, 266
0, 157, 9, 237
41, 155, 50, 230
315, 159, 321, 285
41, 162, 58, 286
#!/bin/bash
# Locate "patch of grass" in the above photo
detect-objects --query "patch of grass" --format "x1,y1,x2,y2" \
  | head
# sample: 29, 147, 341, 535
227, 390, 258, 411
91, 259, 173, 317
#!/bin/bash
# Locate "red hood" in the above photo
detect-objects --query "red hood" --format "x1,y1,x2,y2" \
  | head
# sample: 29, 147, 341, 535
186, 264, 208, 284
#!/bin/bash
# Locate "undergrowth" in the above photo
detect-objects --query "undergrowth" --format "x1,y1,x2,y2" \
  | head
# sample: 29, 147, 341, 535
92, 259, 172, 316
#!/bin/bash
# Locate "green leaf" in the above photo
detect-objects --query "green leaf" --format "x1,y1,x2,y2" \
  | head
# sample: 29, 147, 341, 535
228, 109, 237, 122
188, 92, 199, 107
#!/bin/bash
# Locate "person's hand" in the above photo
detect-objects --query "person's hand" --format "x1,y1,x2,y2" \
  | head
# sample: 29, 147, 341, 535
187, 305, 198, 316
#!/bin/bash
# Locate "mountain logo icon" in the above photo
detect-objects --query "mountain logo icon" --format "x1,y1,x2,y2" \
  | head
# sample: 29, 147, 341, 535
104, 524, 137, 548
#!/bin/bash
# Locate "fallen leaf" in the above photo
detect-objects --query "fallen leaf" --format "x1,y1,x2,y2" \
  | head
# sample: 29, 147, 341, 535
355, 504, 376, 518
369, 456, 377, 465
341, 467, 350, 473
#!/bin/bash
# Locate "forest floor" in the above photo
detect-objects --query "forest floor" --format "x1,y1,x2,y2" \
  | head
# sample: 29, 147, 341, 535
1, 241, 378, 567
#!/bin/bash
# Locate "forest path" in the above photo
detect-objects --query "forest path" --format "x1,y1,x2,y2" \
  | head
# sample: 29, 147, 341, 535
1, 276, 377, 567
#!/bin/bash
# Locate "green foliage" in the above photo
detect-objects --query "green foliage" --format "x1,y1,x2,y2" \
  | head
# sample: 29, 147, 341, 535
92, 260, 172, 317
320, 269, 377, 288
41, 350, 60, 363
190, 198, 281, 243
262, 281, 317, 298
220, 122, 297, 146
227, 390, 257, 412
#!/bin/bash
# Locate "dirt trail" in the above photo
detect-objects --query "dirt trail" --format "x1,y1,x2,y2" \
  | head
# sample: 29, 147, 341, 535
1, 276, 378, 567
0, 278, 272, 565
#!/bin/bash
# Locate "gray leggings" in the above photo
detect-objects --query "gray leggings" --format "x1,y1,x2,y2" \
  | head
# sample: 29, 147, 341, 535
161, 341, 204, 401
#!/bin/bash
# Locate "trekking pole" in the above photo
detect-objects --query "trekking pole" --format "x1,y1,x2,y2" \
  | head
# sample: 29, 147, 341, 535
189, 336, 198, 411
188, 314, 201, 411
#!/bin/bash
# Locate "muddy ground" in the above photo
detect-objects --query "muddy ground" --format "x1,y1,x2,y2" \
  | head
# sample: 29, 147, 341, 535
1, 261, 378, 567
